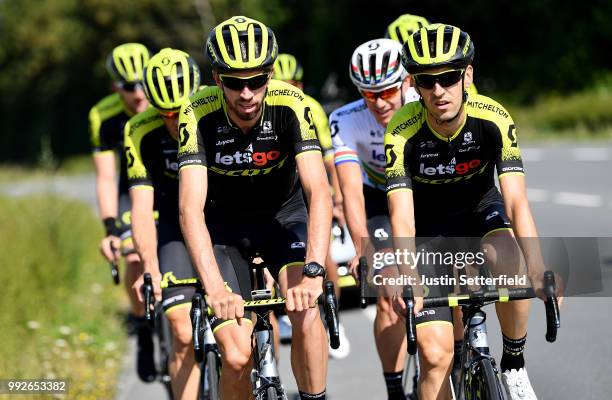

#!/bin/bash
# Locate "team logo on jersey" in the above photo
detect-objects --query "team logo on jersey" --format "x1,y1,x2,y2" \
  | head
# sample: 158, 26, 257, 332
216, 138, 235, 146
291, 241, 306, 249
385, 144, 397, 166
217, 125, 231, 135
419, 158, 482, 176
420, 140, 436, 149
374, 228, 389, 239
463, 131, 475, 145
485, 211, 499, 221
262, 121, 273, 133
370, 130, 383, 138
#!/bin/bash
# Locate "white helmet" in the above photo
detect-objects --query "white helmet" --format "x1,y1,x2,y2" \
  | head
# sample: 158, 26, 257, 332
349, 38, 407, 91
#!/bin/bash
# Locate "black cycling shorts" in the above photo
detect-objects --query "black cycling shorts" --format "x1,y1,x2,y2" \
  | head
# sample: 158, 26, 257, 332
413, 187, 512, 326
206, 208, 308, 332
158, 223, 198, 314
363, 185, 393, 252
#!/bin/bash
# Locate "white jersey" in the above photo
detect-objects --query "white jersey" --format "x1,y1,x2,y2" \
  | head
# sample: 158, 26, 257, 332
330, 87, 420, 190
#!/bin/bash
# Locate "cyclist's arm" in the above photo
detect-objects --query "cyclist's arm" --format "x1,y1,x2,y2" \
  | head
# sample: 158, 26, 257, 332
178, 167, 226, 293
499, 174, 546, 272
130, 188, 158, 273
297, 152, 332, 266
93, 152, 118, 221
336, 162, 368, 254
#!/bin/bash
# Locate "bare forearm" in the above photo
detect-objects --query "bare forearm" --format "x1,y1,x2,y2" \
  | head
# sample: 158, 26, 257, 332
305, 190, 332, 265
96, 176, 118, 218
342, 188, 369, 254
132, 208, 158, 273
508, 201, 545, 270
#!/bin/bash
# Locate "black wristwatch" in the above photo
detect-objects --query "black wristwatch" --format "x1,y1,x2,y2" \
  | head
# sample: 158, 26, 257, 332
303, 262, 326, 279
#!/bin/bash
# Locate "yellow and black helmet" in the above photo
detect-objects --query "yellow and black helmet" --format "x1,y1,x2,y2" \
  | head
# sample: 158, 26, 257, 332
143, 48, 201, 112
206, 16, 278, 72
385, 14, 430, 43
273, 53, 303, 82
105, 43, 151, 83
401, 24, 474, 74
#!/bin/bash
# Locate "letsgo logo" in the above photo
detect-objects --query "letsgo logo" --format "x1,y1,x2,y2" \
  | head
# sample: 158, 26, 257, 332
215, 150, 281, 167
419, 159, 481, 176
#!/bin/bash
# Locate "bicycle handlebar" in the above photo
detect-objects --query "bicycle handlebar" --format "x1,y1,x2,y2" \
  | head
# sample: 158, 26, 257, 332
403, 286, 417, 355
543, 271, 560, 342
190, 293, 205, 362
163, 277, 342, 348
359, 256, 368, 309
143, 272, 154, 328
109, 243, 119, 285
404, 270, 561, 352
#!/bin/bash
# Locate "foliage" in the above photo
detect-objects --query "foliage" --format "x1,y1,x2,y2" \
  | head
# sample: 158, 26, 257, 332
0, 194, 126, 398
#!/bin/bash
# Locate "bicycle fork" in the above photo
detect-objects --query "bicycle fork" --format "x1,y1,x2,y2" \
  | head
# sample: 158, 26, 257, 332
251, 317, 284, 397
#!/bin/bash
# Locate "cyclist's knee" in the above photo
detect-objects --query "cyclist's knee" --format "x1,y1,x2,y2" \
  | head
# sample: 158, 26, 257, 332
167, 309, 192, 350
376, 297, 400, 323
221, 346, 251, 374
287, 307, 321, 336
126, 252, 141, 266
417, 324, 453, 371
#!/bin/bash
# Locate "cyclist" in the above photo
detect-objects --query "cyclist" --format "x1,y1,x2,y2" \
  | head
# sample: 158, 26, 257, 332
385, 24, 547, 399
125, 48, 202, 400
178, 16, 332, 400
88, 42, 156, 382
386, 14, 478, 98
273, 52, 350, 359
330, 38, 419, 400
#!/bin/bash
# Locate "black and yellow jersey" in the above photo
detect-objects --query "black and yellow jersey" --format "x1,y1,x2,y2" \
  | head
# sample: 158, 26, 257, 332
304, 94, 332, 160
178, 79, 321, 218
124, 108, 179, 225
384, 94, 523, 217
89, 93, 133, 193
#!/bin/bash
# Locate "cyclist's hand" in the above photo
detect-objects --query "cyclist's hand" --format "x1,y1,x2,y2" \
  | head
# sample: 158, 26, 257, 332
100, 235, 121, 263
392, 292, 423, 320
529, 271, 565, 306
286, 277, 324, 312
133, 272, 162, 304
332, 202, 346, 228
208, 289, 244, 321
348, 255, 361, 280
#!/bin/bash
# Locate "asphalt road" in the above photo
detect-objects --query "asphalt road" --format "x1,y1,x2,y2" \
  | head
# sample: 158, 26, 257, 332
4, 143, 611, 399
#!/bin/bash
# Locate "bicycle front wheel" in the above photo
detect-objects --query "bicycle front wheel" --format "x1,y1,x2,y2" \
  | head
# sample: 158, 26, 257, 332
474, 359, 505, 400
202, 350, 220, 400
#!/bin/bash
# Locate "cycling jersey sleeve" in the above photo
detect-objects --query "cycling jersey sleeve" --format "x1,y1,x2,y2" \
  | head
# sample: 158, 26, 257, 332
467, 95, 524, 178
306, 95, 333, 160
268, 82, 320, 157
177, 88, 222, 170
89, 93, 124, 153
384, 104, 424, 195
330, 110, 359, 166
124, 117, 153, 189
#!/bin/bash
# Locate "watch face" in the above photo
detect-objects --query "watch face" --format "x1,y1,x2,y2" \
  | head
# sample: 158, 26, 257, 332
304, 262, 323, 277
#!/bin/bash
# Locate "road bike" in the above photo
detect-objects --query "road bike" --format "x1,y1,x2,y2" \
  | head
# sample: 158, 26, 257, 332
403, 270, 561, 400
162, 259, 341, 400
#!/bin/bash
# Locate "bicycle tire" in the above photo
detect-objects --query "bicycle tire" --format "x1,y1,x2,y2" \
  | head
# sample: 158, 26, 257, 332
202, 350, 220, 400
474, 358, 505, 400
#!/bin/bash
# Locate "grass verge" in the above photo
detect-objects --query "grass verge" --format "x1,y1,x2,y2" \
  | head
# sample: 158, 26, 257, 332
0, 194, 126, 399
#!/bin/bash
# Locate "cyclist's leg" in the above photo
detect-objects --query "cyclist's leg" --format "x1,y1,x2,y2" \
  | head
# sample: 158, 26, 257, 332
478, 206, 531, 371
413, 237, 454, 400
158, 224, 200, 399
209, 244, 254, 400
271, 221, 328, 397
368, 216, 409, 380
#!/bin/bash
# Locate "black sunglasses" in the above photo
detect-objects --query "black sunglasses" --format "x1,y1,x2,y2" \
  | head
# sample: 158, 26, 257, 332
412, 69, 464, 89
118, 81, 144, 92
219, 73, 270, 91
